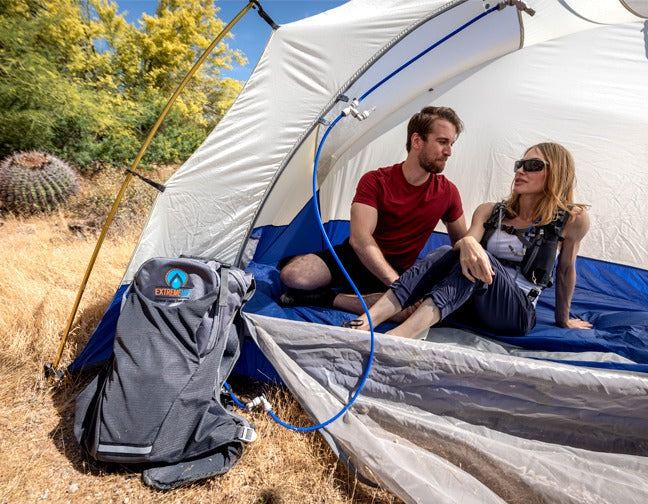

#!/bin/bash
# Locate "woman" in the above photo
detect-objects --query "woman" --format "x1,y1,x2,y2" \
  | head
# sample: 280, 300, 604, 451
345, 142, 593, 338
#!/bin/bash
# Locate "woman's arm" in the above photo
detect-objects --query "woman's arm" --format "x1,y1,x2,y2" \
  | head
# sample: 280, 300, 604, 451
453, 203, 496, 284
554, 207, 592, 328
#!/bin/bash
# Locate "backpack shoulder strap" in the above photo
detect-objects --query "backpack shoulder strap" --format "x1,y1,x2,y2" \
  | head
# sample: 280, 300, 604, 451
218, 264, 230, 307
552, 206, 570, 240
480, 202, 507, 248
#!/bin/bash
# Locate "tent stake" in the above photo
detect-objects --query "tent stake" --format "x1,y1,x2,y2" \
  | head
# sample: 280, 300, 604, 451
46, 1, 260, 381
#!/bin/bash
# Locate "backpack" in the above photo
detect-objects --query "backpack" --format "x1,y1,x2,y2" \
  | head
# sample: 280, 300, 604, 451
74, 257, 256, 490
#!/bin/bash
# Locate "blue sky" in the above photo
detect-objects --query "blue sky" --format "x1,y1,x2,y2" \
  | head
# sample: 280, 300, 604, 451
114, 1, 348, 81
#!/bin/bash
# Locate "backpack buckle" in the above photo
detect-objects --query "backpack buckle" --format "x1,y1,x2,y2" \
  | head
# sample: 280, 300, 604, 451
237, 425, 257, 443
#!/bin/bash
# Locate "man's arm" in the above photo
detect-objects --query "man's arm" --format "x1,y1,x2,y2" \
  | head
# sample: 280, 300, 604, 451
444, 214, 467, 246
453, 203, 495, 284
554, 208, 592, 328
349, 202, 400, 286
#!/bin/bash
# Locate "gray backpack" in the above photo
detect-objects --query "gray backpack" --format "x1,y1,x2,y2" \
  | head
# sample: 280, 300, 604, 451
74, 257, 256, 490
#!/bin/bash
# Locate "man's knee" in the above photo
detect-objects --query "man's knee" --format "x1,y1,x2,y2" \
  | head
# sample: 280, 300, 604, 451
279, 259, 301, 287
279, 254, 332, 290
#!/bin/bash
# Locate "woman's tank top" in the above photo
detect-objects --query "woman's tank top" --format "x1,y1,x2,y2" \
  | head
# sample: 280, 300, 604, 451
485, 229, 543, 304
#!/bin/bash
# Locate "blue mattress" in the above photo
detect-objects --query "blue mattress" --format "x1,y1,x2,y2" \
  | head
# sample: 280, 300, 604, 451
243, 260, 648, 374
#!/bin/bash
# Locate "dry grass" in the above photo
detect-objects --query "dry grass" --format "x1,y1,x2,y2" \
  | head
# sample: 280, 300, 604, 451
0, 171, 401, 504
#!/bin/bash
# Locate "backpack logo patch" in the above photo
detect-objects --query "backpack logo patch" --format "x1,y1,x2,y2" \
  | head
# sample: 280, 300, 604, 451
154, 268, 193, 298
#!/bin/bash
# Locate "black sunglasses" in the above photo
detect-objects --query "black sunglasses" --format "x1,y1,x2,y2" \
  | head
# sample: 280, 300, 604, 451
514, 158, 548, 173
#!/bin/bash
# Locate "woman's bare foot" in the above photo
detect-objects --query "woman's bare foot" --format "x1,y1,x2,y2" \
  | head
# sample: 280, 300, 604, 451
385, 299, 441, 339
343, 293, 421, 332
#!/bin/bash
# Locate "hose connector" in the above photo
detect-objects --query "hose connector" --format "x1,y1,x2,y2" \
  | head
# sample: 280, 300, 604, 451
497, 0, 535, 16
342, 99, 374, 121
246, 395, 272, 411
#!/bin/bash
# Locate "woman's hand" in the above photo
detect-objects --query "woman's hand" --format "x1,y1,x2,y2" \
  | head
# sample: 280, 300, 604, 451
560, 318, 593, 329
456, 236, 495, 284
454, 203, 496, 284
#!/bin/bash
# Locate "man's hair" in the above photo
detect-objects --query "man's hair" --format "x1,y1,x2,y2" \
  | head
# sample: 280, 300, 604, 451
406, 106, 464, 152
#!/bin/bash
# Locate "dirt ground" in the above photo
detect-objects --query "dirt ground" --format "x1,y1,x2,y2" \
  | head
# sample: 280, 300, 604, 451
0, 214, 401, 504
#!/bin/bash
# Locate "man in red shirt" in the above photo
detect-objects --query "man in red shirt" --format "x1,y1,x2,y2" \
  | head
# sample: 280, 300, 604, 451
279, 106, 468, 314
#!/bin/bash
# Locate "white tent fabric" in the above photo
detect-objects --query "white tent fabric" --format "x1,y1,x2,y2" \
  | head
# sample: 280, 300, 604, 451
110, 1, 648, 502
125, 0, 647, 277
250, 314, 648, 503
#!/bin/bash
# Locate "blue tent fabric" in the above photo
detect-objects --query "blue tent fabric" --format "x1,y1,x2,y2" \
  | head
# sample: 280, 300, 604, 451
69, 284, 129, 372
253, 197, 351, 265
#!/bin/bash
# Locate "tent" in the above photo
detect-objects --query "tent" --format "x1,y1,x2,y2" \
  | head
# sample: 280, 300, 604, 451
72, 1, 648, 502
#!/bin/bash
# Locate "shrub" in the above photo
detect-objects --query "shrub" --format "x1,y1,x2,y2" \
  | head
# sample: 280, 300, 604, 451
66, 164, 177, 232
0, 151, 79, 215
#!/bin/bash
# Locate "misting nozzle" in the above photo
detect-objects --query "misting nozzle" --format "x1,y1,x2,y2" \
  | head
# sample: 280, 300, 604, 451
341, 99, 373, 121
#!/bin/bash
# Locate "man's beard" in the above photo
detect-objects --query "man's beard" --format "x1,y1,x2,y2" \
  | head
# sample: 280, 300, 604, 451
418, 151, 446, 174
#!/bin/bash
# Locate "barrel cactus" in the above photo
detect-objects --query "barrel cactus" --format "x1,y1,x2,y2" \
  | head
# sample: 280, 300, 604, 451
0, 151, 80, 215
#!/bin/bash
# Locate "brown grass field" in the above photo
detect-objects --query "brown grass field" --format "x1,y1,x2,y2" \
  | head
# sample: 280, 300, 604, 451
0, 167, 401, 503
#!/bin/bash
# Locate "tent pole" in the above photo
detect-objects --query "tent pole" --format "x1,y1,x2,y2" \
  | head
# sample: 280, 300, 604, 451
46, 1, 260, 380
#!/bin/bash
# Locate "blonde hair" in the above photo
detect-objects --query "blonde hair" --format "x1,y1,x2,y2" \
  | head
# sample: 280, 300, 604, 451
504, 142, 586, 225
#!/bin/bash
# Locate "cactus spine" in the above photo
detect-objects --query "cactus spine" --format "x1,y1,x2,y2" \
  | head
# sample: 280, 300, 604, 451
0, 151, 80, 215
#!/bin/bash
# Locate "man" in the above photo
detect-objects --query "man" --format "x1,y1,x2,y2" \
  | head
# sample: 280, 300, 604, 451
279, 106, 468, 315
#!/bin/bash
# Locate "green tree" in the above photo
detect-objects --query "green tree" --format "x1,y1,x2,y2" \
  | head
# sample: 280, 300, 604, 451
0, 0, 246, 168
0, 0, 107, 160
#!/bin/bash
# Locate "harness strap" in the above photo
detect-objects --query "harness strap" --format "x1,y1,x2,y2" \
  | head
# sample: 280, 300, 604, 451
482, 202, 570, 289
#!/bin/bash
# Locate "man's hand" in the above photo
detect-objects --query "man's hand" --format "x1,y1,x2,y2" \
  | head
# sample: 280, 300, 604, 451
456, 236, 495, 284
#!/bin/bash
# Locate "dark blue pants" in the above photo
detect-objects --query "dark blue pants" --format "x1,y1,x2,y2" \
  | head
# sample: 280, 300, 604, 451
391, 246, 536, 336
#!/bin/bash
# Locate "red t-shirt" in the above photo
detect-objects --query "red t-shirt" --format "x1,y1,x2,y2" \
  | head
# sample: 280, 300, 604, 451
352, 162, 463, 271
